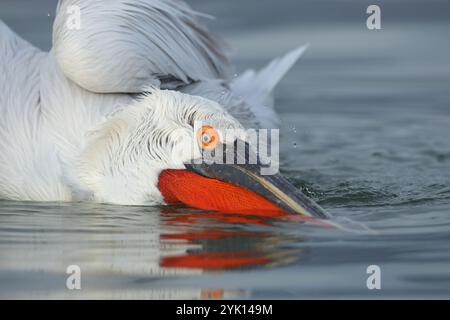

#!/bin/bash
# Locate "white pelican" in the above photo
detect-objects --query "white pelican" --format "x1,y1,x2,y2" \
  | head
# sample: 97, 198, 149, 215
0, 0, 329, 218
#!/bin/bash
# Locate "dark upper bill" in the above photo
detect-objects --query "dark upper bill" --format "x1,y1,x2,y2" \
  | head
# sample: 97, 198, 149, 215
185, 140, 331, 219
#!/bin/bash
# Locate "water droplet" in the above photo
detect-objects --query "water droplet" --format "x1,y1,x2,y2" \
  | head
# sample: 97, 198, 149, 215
292, 141, 297, 148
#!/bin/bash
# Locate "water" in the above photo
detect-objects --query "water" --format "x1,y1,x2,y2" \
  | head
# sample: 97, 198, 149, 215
1, 0, 450, 299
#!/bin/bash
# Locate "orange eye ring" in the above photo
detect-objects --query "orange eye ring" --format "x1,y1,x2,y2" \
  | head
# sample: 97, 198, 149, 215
197, 125, 219, 149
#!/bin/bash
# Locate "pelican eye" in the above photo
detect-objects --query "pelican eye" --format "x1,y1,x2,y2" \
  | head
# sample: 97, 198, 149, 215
202, 133, 211, 143
197, 125, 218, 149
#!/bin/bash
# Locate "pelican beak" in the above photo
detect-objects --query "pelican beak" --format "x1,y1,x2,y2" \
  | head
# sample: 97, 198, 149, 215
183, 141, 330, 219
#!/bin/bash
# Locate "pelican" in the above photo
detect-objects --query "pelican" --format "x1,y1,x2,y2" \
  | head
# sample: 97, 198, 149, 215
0, 0, 329, 218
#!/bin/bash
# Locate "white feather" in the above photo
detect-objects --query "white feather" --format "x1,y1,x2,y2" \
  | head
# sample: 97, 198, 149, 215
53, 0, 231, 93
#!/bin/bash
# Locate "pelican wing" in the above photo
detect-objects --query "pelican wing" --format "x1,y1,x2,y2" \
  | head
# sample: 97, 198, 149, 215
53, 0, 230, 93
182, 46, 308, 128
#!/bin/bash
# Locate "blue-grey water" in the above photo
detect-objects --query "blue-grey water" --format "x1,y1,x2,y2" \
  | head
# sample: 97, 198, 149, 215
1, 0, 450, 299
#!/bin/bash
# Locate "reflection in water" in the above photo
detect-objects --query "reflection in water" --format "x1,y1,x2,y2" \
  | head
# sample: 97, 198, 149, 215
159, 208, 304, 271
0, 201, 307, 299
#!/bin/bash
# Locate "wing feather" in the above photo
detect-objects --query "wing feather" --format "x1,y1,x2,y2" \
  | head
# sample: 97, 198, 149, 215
53, 0, 231, 93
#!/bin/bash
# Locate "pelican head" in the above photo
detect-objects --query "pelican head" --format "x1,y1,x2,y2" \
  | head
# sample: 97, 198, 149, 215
74, 88, 328, 219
